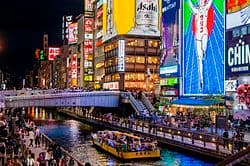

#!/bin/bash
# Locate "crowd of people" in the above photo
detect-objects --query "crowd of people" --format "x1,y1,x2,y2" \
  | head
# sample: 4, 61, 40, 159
0, 109, 88, 166
94, 131, 157, 153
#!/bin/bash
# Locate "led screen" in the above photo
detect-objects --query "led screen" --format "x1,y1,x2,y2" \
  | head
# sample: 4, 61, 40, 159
183, 0, 225, 95
161, 0, 180, 77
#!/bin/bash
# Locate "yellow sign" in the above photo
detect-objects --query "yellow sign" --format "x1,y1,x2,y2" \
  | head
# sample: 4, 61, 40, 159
103, 0, 161, 40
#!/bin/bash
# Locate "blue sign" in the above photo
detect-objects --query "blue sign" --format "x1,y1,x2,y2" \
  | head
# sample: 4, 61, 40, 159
162, 0, 180, 24
161, 0, 180, 77
182, 0, 225, 95
226, 34, 250, 76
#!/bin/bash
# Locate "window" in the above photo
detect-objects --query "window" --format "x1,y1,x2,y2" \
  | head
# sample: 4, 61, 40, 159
232, 29, 240, 38
241, 27, 247, 36
127, 39, 145, 47
136, 56, 145, 63
126, 56, 136, 63
148, 57, 158, 64
148, 40, 160, 48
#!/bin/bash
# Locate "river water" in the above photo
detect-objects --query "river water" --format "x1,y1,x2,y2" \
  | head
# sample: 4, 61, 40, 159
27, 108, 215, 166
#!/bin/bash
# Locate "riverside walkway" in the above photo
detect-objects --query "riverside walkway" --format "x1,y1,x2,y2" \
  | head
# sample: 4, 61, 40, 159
58, 109, 250, 160
23, 133, 85, 166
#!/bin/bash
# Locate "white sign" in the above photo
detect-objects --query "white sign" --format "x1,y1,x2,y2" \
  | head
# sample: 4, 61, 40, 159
225, 80, 238, 92
96, 30, 103, 39
103, 82, 119, 90
160, 65, 178, 75
226, 5, 250, 29
85, 33, 93, 39
118, 40, 125, 72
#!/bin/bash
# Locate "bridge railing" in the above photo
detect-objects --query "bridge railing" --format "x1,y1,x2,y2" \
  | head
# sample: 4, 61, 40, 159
216, 146, 250, 166
40, 133, 84, 166
85, 113, 249, 158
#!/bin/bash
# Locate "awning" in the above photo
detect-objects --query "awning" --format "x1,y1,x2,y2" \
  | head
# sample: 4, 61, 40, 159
171, 98, 224, 106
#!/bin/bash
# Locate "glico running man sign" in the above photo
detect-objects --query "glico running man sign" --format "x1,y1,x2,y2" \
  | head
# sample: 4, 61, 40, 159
182, 0, 225, 96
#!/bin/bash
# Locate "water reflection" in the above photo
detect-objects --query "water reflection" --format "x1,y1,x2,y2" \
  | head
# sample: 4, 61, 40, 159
28, 108, 215, 166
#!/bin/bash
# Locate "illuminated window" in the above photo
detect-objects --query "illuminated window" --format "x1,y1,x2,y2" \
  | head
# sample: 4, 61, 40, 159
148, 57, 158, 64
126, 56, 136, 63
127, 39, 144, 47
136, 56, 145, 63
112, 74, 120, 81
148, 40, 159, 48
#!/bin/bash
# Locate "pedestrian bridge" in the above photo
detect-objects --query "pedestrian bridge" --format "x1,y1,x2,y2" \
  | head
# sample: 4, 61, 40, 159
2, 91, 120, 108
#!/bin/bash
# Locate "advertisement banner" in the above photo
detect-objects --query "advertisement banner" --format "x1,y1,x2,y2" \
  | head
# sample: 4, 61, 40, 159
128, 0, 160, 36
71, 54, 77, 87
183, 0, 225, 95
68, 23, 78, 44
226, 0, 250, 29
161, 0, 180, 77
226, 34, 250, 75
103, 0, 160, 41
48, 47, 60, 61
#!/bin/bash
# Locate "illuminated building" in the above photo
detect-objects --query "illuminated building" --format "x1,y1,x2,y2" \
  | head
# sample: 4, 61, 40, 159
93, 0, 105, 89
102, 0, 161, 91
225, 0, 250, 110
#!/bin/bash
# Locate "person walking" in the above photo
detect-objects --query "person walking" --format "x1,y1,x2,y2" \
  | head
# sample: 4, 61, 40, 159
29, 129, 35, 147
223, 130, 229, 149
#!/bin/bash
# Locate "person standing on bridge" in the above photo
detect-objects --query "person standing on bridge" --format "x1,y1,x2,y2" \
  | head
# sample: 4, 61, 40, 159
28, 129, 35, 147
35, 127, 41, 148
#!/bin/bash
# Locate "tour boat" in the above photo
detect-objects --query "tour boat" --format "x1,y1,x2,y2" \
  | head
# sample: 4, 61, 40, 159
92, 131, 160, 159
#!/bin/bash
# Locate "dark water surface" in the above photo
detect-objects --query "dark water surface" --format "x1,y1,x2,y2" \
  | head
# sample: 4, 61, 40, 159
27, 108, 215, 166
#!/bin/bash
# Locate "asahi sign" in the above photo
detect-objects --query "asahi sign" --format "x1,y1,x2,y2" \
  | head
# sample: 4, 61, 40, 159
226, 34, 250, 75
136, 0, 158, 26
128, 0, 160, 36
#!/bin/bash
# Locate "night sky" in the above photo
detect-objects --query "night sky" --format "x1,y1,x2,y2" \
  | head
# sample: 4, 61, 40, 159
0, 0, 82, 78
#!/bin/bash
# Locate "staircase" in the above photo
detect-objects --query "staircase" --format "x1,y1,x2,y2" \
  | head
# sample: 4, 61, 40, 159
137, 100, 150, 117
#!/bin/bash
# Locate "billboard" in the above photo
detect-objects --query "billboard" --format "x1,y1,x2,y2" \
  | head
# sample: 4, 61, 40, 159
226, 0, 250, 29
103, 0, 161, 41
71, 54, 77, 87
62, 15, 73, 40
161, 0, 180, 77
226, 34, 250, 75
183, 0, 225, 95
48, 47, 60, 61
68, 23, 78, 44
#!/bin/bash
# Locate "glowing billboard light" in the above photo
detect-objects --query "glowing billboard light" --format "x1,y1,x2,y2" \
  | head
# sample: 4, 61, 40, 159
68, 23, 78, 44
182, 0, 225, 95
48, 47, 60, 61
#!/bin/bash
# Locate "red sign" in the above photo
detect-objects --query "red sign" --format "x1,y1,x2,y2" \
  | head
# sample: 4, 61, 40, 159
48, 47, 60, 61
227, 0, 248, 11
237, 84, 250, 108
71, 54, 77, 86
96, 8, 103, 18
68, 23, 78, 44
84, 18, 94, 33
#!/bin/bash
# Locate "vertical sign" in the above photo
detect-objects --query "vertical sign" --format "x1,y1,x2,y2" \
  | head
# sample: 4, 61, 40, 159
84, 17, 94, 82
160, 0, 180, 77
62, 15, 73, 40
68, 23, 78, 44
71, 54, 77, 87
183, 0, 225, 95
118, 40, 125, 72
43, 34, 48, 58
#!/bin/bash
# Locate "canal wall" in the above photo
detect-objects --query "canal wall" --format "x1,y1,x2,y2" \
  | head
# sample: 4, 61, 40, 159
56, 107, 234, 161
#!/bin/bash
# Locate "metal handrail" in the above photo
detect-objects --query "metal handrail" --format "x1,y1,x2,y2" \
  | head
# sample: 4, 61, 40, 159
141, 92, 155, 113
216, 146, 250, 166
40, 133, 84, 166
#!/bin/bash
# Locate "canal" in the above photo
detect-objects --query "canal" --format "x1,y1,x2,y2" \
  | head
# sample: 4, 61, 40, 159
27, 108, 215, 166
